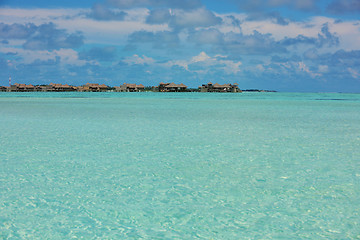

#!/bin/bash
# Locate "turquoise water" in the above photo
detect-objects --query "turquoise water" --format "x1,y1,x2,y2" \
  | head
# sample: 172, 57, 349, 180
1, 92, 360, 239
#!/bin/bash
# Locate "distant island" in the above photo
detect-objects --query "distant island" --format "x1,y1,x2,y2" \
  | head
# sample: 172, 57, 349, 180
0, 82, 276, 93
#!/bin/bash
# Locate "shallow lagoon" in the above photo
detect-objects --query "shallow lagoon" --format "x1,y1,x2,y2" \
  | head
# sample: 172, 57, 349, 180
1, 92, 360, 239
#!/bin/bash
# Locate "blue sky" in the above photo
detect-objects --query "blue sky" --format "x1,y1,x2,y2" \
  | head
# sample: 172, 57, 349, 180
0, 0, 360, 92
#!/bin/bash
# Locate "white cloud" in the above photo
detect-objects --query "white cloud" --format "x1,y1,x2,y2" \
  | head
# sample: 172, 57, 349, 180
123, 54, 155, 65
1, 7, 360, 51
63, 19, 168, 45
217, 13, 360, 51
331, 21, 360, 51
0, 7, 169, 45
164, 52, 242, 74
298, 61, 321, 78
256, 64, 265, 72
348, 68, 360, 79
318, 65, 329, 73
121, 51, 242, 75
0, 8, 84, 24
191, 51, 211, 62
170, 8, 222, 29
158, 59, 185, 71
219, 59, 242, 74
54, 49, 90, 66
0, 47, 89, 66
163, 59, 189, 70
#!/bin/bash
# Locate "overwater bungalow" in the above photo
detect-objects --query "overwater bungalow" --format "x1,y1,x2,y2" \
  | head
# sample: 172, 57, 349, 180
0, 86, 7, 92
77, 83, 109, 92
9, 83, 35, 92
50, 83, 76, 92
115, 83, 145, 92
33, 83, 76, 92
199, 82, 241, 93
157, 82, 187, 92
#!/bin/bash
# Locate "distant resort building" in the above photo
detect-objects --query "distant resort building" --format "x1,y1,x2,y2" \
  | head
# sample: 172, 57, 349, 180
37, 85, 55, 92
115, 83, 145, 92
0, 81, 251, 93
4, 83, 77, 92
9, 83, 35, 92
36, 83, 76, 92
2, 83, 111, 92
0, 86, 8, 92
157, 82, 188, 92
199, 82, 241, 93
77, 83, 108, 92
48, 83, 76, 92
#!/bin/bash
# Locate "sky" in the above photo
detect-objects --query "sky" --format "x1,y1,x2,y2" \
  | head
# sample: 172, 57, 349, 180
0, 0, 360, 92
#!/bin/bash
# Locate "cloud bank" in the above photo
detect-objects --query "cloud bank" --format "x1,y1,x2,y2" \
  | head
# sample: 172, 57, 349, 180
0, 0, 360, 92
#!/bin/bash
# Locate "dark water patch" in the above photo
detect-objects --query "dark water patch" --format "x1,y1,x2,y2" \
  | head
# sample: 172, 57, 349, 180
315, 98, 356, 101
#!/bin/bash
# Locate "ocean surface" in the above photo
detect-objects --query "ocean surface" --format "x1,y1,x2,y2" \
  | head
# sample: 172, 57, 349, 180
0, 92, 360, 239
